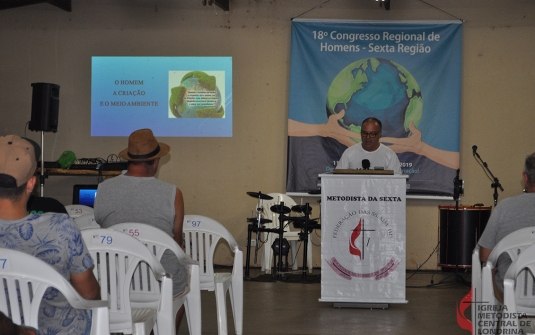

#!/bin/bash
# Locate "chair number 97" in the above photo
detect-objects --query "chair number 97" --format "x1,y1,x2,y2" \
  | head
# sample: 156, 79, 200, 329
190, 220, 201, 227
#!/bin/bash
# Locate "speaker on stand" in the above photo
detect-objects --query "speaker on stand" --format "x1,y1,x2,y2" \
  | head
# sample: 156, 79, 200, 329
29, 82, 60, 197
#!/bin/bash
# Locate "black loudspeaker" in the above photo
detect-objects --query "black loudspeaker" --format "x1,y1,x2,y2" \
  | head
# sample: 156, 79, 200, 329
29, 83, 60, 132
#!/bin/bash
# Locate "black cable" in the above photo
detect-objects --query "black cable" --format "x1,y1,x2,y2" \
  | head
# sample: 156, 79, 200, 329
416, 0, 464, 21
291, 0, 333, 20
406, 240, 440, 281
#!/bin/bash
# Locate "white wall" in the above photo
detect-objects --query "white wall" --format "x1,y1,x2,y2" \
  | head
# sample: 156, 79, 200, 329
1, 0, 535, 269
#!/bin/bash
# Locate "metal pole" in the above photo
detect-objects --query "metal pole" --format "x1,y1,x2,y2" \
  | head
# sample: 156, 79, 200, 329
40, 131, 44, 196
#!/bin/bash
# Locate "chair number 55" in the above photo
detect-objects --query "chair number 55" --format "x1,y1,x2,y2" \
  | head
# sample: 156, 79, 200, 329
128, 229, 140, 237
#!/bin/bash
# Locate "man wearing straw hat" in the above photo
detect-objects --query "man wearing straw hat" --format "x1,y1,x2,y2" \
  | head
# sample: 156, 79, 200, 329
94, 128, 187, 330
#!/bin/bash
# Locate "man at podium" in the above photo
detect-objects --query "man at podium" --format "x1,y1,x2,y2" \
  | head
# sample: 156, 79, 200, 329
335, 117, 402, 174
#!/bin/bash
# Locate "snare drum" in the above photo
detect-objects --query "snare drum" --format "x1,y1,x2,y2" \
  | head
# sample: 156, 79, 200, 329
438, 205, 492, 269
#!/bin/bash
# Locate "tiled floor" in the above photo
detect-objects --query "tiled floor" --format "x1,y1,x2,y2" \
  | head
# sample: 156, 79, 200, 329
177, 267, 472, 335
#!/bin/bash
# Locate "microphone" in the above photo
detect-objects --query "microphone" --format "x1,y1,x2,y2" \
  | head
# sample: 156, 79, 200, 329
362, 159, 371, 170
472, 145, 478, 155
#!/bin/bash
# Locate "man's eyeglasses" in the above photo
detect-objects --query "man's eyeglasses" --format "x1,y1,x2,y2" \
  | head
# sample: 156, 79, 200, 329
361, 131, 380, 138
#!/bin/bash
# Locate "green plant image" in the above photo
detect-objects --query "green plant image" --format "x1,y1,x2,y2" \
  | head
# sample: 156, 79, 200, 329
169, 71, 224, 118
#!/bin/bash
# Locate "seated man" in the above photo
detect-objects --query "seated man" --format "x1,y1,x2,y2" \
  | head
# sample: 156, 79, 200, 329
94, 128, 187, 331
478, 151, 535, 301
0, 135, 100, 335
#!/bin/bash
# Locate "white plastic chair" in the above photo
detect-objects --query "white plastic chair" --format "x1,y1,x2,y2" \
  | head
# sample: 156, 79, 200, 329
81, 229, 174, 335
65, 204, 94, 218
74, 213, 100, 230
0, 248, 109, 334
183, 215, 243, 335
480, 227, 535, 333
109, 222, 202, 335
471, 244, 482, 335
502, 242, 535, 334
261, 193, 313, 274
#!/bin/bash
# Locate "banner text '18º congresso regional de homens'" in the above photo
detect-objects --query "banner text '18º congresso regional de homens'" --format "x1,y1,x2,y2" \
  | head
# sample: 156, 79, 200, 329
287, 20, 462, 196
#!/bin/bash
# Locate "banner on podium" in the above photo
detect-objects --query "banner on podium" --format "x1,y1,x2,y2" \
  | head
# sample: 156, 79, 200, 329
320, 174, 407, 304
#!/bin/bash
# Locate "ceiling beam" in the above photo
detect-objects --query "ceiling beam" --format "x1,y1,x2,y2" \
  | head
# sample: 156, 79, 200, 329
202, 0, 229, 12
214, 0, 229, 11
0, 0, 71, 12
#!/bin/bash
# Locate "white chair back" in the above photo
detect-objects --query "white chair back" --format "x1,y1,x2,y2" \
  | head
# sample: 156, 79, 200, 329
74, 213, 100, 230
471, 245, 482, 335
0, 248, 109, 334
183, 215, 243, 335
503, 242, 535, 333
81, 228, 174, 335
65, 204, 94, 218
480, 227, 535, 333
109, 222, 202, 335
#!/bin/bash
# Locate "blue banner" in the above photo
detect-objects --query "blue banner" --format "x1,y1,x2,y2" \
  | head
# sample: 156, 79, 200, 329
287, 20, 462, 196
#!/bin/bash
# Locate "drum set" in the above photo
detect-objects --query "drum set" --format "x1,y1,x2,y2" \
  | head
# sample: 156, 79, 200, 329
244, 191, 320, 280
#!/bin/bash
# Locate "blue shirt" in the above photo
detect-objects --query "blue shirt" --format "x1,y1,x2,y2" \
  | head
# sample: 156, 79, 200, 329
0, 213, 94, 335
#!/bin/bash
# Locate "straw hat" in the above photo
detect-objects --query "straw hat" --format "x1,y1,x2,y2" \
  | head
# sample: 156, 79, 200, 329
118, 129, 170, 162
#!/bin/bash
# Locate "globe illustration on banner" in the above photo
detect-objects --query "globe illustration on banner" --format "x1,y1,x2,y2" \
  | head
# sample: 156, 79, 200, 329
326, 58, 422, 140
169, 71, 224, 118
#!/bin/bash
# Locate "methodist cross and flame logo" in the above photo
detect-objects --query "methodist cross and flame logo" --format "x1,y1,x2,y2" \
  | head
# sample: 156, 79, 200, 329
349, 218, 363, 259
327, 211, 401, 281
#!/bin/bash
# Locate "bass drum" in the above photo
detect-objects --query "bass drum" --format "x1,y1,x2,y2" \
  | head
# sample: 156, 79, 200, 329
438, 205, 492, 269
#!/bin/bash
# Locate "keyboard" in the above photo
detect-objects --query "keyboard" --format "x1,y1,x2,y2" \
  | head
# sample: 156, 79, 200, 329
43, 161, 127, 171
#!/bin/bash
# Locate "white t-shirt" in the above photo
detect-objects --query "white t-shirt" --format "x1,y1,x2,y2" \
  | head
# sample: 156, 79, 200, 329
335, 143, 402, 174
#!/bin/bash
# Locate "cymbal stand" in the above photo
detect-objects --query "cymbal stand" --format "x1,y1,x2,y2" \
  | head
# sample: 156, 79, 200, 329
245, 220, 254, 278
298, 203, 312, 281
245, 196, 265, 278
275, 201, 287, 279
253, 198, 264, 264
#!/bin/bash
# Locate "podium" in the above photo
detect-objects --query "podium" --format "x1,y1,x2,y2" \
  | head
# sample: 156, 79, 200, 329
319, 173, 408, 306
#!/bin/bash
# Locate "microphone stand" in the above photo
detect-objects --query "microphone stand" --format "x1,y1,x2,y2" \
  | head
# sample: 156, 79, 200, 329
473, 148, 504, 206
39, 130, 45, 196
451, 169, 468, 285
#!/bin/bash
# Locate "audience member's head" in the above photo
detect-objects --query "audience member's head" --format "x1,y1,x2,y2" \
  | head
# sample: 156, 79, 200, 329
524, 152, 535, 190
119, 128, 169, 162
0, 135, 38, 202
119, 129, 170, 176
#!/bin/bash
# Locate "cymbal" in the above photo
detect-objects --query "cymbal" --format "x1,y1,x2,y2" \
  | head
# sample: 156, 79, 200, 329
270, 204, 291, 214
246, 191, 273, 200
246, 217, 272, 224
291, 204, 312, 214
